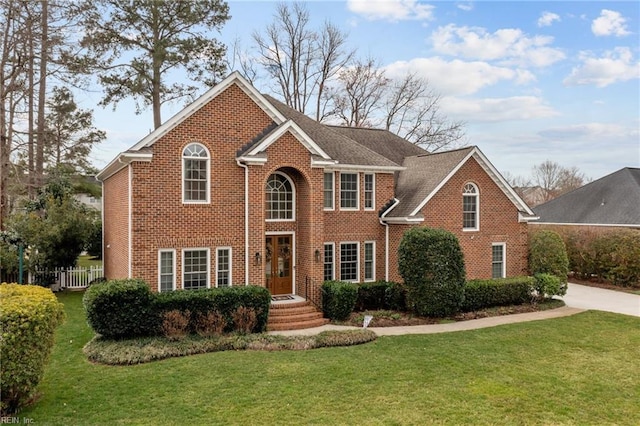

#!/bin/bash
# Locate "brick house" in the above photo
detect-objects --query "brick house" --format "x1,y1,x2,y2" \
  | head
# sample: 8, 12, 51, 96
97, 72, 536, 297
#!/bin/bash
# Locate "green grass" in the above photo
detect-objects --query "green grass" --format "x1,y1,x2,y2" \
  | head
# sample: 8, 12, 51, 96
21, 291, 640, 425
76, 255, 102, 268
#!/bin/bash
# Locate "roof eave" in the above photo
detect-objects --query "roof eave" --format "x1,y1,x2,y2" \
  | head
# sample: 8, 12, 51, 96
96, 152, 153, 181
381, 216, 425, 224
325, 163, 405, 173
530, 221, 640, 228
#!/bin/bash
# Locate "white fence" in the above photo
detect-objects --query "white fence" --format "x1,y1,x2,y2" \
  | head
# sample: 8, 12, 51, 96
29, 266, 103, 290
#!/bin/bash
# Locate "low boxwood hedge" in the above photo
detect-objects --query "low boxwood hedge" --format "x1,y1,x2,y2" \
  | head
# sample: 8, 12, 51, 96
83, 280, 271, 338
1, 283, 65, 415
355, 281, 406, 311
322, 280, 358, 321
462, 276, 534, 312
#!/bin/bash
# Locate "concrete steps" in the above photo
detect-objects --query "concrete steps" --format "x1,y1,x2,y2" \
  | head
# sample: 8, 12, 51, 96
267, 300, 329, 331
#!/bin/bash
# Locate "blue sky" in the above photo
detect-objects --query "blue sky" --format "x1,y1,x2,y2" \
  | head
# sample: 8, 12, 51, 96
87, 1, 640, 181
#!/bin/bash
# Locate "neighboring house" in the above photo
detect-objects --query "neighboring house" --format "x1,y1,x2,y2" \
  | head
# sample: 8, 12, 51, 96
533, 167, 640, 229
75, 176, 102, 212
97, 72, 536, 296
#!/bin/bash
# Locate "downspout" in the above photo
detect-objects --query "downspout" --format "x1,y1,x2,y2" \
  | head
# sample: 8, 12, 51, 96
127, 163, 132, 278
379, 198, 400, 282
236, 160, 249, 285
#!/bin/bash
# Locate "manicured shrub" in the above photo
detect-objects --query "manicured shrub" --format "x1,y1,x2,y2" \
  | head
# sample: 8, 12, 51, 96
153, 285, 270, 334
529, 230, 569, 283
161, 310, 191, 341
398, 227, 466, 317
83, 279, 156, 339
315, 329, 377, 347
462, 277, 534, 311
321, 280, 358, 321
1, 283, 65, 415
533, 273, 566, 299
355, 281, 406, 311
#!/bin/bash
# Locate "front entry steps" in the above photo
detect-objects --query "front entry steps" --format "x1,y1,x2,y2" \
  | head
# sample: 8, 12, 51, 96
267, 300, 329, 331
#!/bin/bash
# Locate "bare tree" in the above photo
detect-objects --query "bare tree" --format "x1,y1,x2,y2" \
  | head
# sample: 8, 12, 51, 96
77, 0, 230, 129
532, 160, 587, 202
384, 73, 465, 152
327, 57, 389, 127
252, 2, 353, 119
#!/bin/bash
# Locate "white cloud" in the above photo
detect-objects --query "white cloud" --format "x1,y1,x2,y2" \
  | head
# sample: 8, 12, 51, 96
346, 0, 434, 22
430, 24, 566, 68
441, 96, 558, 122
384, 57, 536, 96
538, 122, 639, 140
457, 2, 473, 12
592, 9, 631, 37
537, 11, 560, 27
563, 47, 639, 87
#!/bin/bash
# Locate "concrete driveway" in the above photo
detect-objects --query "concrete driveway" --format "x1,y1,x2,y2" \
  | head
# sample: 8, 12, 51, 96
560, 283, 640, 317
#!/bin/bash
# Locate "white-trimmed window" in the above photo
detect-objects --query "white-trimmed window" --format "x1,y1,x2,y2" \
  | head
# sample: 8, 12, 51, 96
323, 243, 335, 282
463, 183, 479, 231
340, 242, 359, 282
340, 172, 359, 210
266, 172, 294, 221
364, 174, 375, 210
182, 143, 210, 203
324, 172, 334, 210
183, 248, 209, 290
364, 241, 375, 282
492, 243, 506, 279
216, 247, 231, 288
158, 249, 176, 292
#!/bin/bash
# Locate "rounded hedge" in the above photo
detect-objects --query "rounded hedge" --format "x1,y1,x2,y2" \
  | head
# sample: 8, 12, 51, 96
83, 279, 156, 339
1, 283, 65, 415
529, 230, 569, 283
398, 227, 466, 317
322, 281, 358, 321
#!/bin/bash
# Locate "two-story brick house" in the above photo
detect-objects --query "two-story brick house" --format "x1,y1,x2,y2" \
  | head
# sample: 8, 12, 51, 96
97, 72, 536, 298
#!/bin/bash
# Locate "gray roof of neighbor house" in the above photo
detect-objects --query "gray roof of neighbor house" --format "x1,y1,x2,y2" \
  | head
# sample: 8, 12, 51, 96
259, 95, 401, 168
534, 167, 640, 226
390, 147, 476, 218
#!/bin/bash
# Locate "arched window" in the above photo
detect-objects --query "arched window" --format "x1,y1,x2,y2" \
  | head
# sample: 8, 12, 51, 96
182, 143, 210, 203
265, 172, 294, 220
463, 182, 479, 230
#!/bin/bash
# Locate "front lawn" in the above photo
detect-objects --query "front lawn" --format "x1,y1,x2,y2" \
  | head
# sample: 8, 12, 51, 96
22, 291, 640, 425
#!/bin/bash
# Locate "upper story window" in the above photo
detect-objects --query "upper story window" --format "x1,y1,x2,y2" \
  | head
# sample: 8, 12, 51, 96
340, 172, 359, 210
183, 143, 210, 203
324, 172, 334, 210
266, 172, 294, 221
463, 182, 479, 231
364, 174, 375, 210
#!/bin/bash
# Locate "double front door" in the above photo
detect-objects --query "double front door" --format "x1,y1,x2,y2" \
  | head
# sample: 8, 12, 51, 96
265, 235, 292, 295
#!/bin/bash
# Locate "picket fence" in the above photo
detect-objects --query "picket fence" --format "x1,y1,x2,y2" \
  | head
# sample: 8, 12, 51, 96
29, 265, 104, 290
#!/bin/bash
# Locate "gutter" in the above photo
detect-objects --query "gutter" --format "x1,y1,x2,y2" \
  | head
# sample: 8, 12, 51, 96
236, 160, 249, 285
378, 198, 400, 281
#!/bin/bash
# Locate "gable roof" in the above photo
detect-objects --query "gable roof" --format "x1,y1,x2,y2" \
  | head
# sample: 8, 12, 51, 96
385, 146, 535, 221
534, 167, 640, 227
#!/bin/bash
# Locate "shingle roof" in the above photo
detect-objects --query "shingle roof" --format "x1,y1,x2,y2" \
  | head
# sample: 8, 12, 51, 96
328, 126, 428, 165
534, 168, 640, 226
262, 95, 401, 168
389, 147, 475, 217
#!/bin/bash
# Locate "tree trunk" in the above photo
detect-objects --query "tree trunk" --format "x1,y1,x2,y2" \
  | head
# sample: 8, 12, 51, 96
35, 0, 48, 187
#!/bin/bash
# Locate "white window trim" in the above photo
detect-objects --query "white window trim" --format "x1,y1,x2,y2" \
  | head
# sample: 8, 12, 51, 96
340, 172, 360, 211
340, 241, 360, 283
364, 241, 376, 282
158, 249, 176, 292
215, 247, 232, 288
182, 247, 211, 290
364, 173, 375, 211
265, 171, 296, 222
463, 182, 480, 232
323, 172, 335, 211
182, 143, 211, 204
492, 242, 506, 279
323, 242, 335, 281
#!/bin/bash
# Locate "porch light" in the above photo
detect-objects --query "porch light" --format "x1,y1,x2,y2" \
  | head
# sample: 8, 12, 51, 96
254, 252, 261, 265
314, 249, 321, 262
